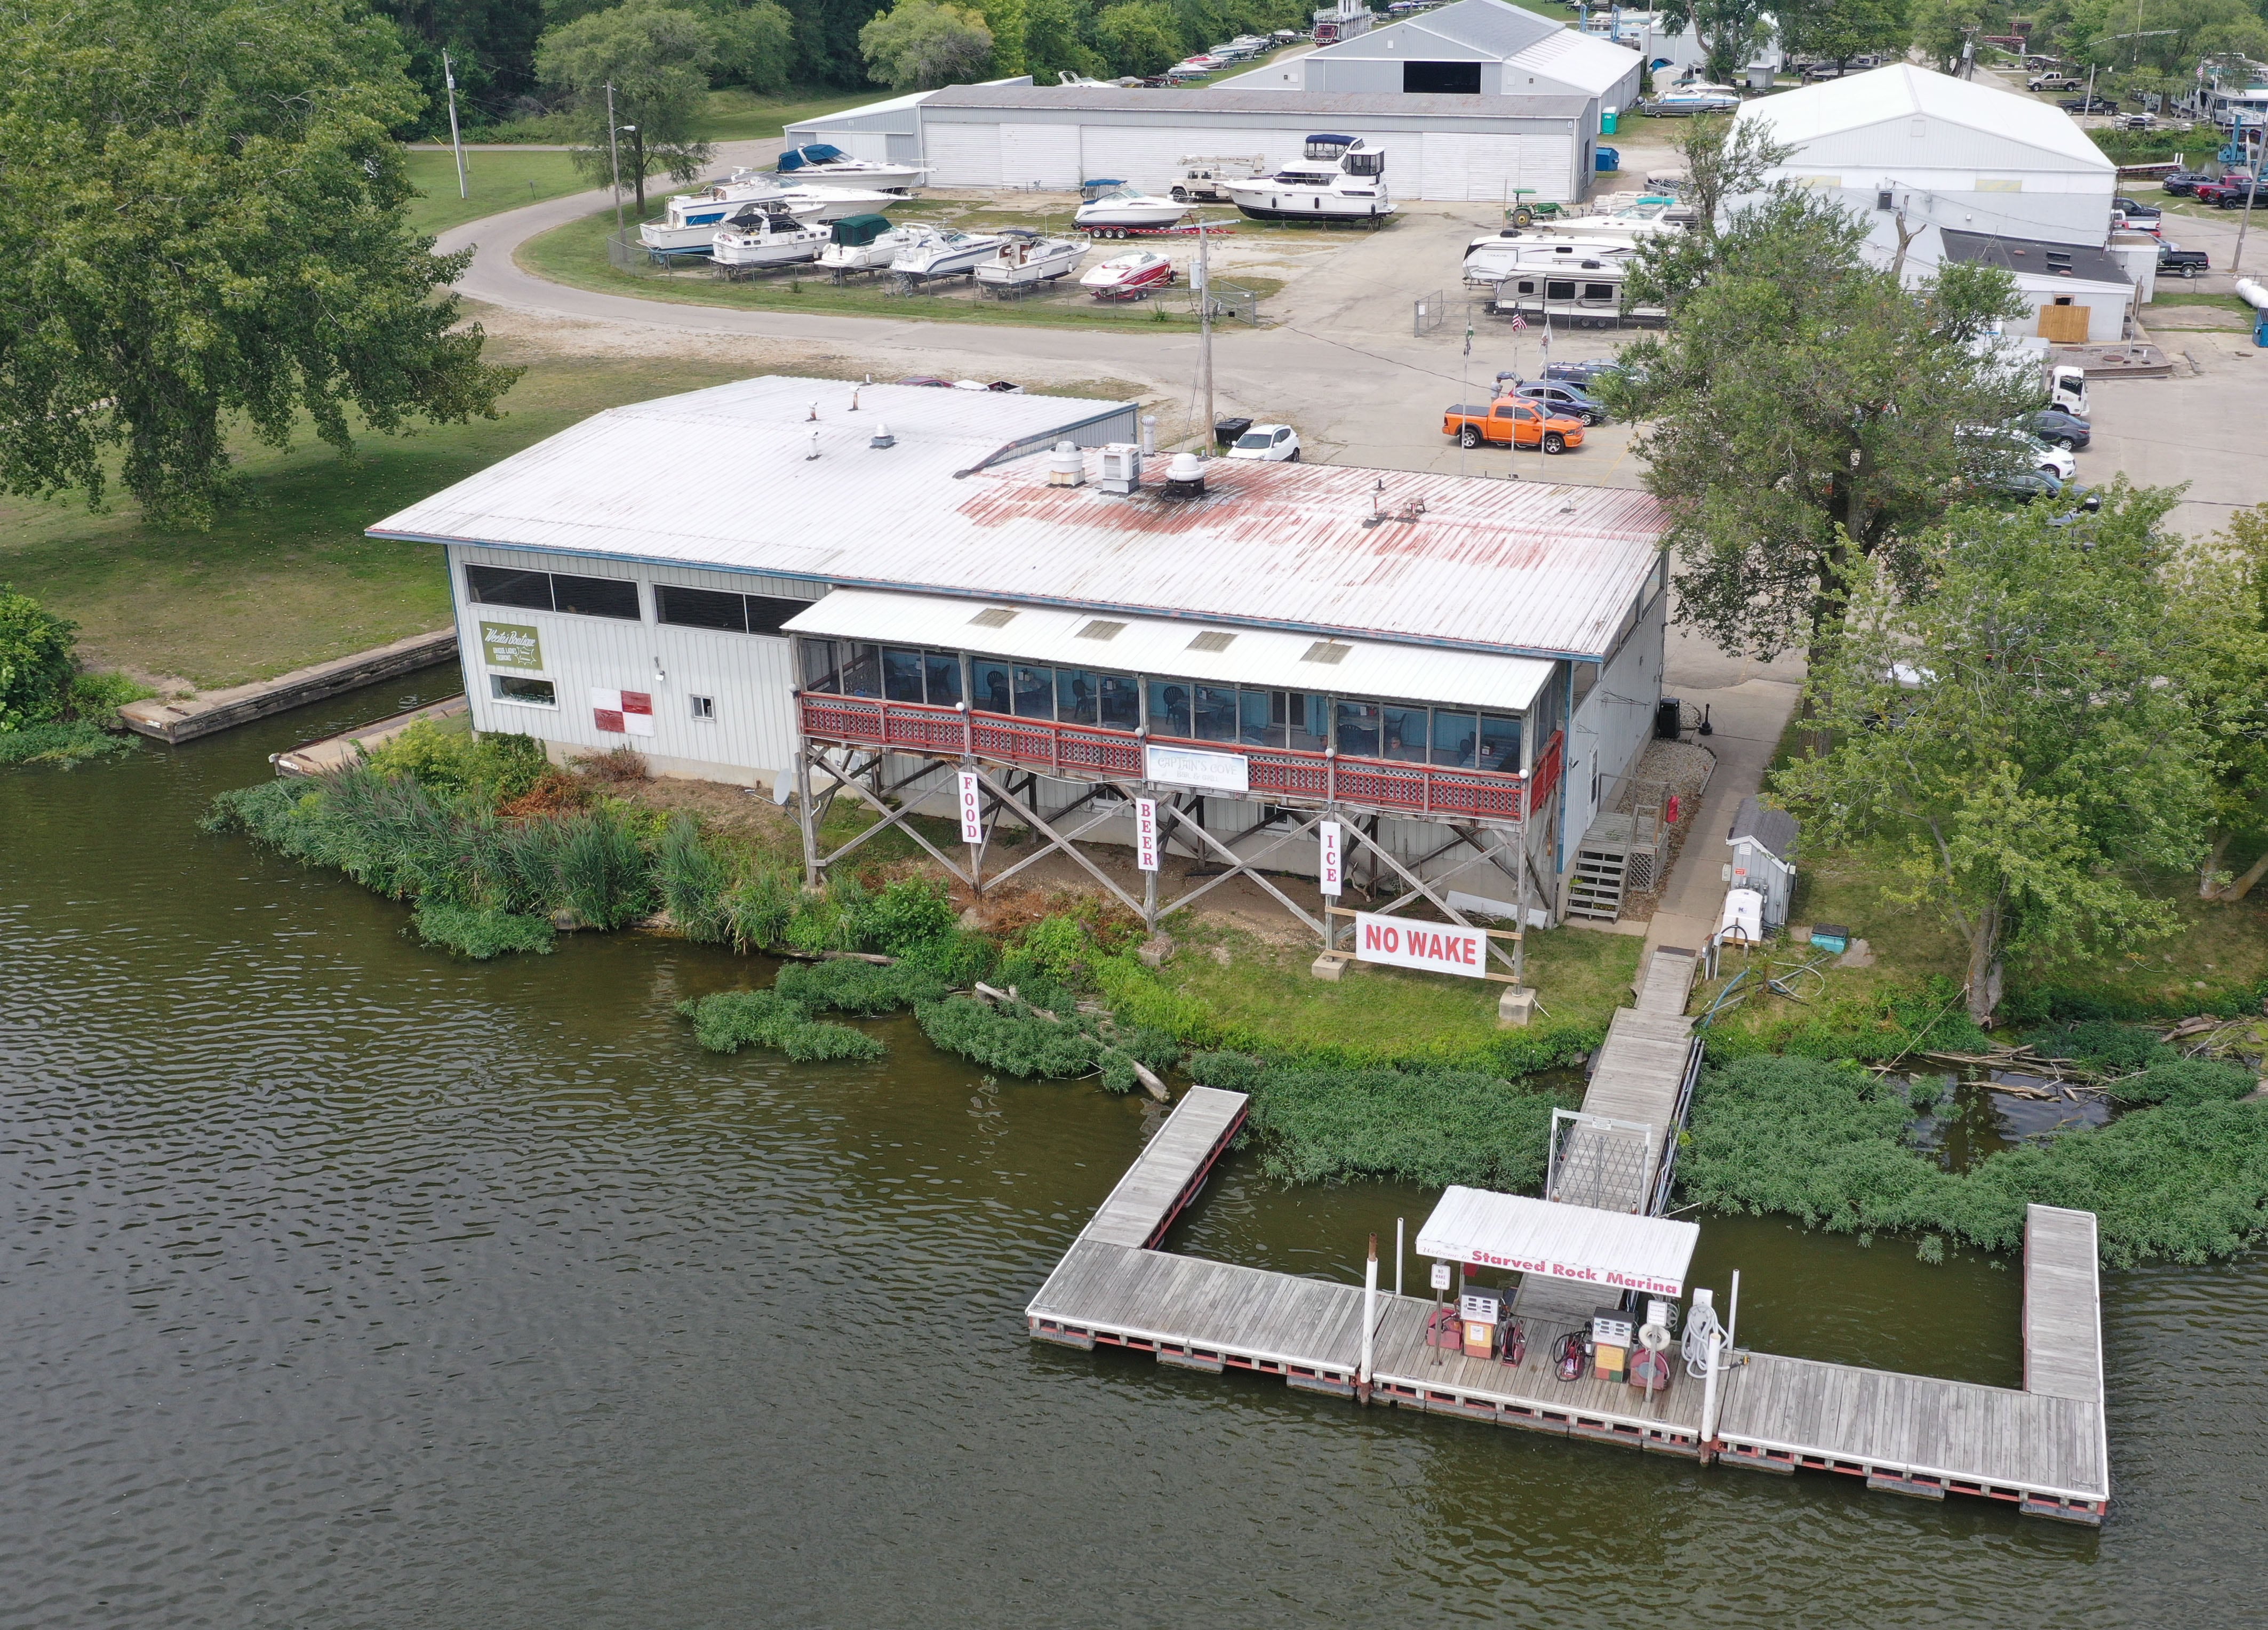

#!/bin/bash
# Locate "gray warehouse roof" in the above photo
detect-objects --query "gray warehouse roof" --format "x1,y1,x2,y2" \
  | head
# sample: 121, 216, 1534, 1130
1938, 229, 2130, 288
919, 85, 1592, 119
368, 376, 1669, 662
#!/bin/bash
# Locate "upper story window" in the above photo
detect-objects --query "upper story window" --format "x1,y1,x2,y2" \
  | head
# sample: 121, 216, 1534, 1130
655, 584, 810, 635
466, 563, 641, 621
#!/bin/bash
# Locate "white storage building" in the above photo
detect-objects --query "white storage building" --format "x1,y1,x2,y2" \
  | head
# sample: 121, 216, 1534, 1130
367, 378, 1672, 925
1734, 63, 2118, 253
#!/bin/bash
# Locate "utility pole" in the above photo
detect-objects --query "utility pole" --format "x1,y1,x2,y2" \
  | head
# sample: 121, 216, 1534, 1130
2238, 155, 2259, 272
606, 81, 625, 238
1197, 220, 1213, 449
443, 48, 468, 200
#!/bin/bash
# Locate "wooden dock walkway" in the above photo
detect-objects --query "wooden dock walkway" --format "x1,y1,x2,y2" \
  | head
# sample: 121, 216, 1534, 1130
1026, 1088, 2111, 1524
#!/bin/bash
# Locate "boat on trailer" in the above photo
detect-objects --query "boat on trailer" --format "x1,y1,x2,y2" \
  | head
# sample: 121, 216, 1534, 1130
974, 229, 1088, 290
817, 213, 929, 274
1080, 249, 1176, 299
1223, 135, 1393, 224
768, 142, 929, 192
711, 207, 831, 270
640, 175, 900, 254
889, 225, 1008, 282
1075, 185, 1191, 235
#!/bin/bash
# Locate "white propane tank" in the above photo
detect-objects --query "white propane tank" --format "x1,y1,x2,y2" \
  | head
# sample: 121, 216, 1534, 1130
2237, 278, 2268, 311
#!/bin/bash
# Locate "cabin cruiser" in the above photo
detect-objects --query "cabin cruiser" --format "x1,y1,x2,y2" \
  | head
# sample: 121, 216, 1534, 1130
768, 143, 928, 192
1222, 134, 1393, 223
817, 213, 932, 273
973, 229, 1088, 289
639, 174, 898, 253
1080, 249, 1176, 299
890, 225, 1007, 281
710, 206, 831, 269
1649, 82, 1742, 115
1074, 185, 1191, 234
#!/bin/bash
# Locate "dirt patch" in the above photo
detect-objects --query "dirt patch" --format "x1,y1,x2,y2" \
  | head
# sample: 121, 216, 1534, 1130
610, 772, 805, 853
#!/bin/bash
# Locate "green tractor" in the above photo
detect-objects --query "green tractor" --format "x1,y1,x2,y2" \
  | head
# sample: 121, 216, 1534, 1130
1505, 188, 1564, 228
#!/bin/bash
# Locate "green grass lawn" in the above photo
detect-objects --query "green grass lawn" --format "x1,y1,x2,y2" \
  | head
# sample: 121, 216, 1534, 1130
516, 203, 1242, 332
459, 87, 887, 147
1149, 914, 1644, 1058
402, 149, 595, 237
0, 348, 760, 690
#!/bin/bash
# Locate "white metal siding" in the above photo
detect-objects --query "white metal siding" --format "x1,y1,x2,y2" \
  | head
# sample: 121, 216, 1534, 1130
1000, 122, 1082, 189
452, 544, 822, 789
1521, 131, 1576, 200
1422, 132, 1529, 199
927, 120, 1002, 187
1081, 124, 1259, 189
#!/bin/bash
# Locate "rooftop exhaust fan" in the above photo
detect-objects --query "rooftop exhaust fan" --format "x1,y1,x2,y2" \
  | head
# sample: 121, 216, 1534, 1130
1161, 451, 1207, 499
1047, 440, 1084, 486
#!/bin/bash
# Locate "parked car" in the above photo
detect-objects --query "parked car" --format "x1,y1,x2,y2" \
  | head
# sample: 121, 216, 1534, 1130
2112, 195, 2162, 222
2024, 408, 2092, 450
1442, 398, 1586, 453
2158, 244, 2211, 278
1226, 422, 1301, 461
2029, 71, 2080, 91
2214, 180, 2268, 209
2160, 167, 2211, 196
1502, 379, 1610, 424
1543, 356, 1623, 387
2058, 95, 2118, 114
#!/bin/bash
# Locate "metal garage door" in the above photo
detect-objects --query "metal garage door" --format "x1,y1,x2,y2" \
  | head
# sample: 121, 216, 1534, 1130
925, 121, 1001, 188
1000, 123, 1082, 190
1521, 132, 1575, 203
1419, 133, 1526, 202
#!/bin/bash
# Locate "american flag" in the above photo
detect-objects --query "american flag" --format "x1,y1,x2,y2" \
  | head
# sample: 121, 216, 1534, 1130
1509, 312, 1527, 331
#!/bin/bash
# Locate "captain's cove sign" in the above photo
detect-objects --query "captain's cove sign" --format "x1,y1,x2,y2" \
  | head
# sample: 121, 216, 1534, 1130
1350, 910, 1487, 978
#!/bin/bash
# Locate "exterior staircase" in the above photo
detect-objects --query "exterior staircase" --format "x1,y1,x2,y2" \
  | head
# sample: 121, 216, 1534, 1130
1564, 812, 1659, 921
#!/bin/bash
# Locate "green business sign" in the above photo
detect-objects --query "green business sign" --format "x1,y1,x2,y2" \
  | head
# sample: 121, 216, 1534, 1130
480, 620, 544, 670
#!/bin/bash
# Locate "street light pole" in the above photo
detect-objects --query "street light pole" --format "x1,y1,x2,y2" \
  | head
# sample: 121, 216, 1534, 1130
1196, 219, 1214, 448
443, 48, 468, 200
606, 81, 625, 239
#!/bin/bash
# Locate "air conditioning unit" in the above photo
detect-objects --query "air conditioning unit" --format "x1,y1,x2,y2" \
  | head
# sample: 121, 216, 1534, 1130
1098, 443, 1142, 493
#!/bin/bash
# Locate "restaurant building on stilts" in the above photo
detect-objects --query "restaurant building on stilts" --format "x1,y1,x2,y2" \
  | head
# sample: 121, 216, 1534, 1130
368, 376, 1671, 946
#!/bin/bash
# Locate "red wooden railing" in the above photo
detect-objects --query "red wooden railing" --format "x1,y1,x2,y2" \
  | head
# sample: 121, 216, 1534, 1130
798, 692, 1564, 823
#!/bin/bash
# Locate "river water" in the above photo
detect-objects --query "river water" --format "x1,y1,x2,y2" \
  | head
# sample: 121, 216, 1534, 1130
4, 678, 2264, 1628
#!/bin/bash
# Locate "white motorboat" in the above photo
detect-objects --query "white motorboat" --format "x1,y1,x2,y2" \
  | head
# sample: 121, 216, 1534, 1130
640, 174, 900, 253
718, 168, 905, 221
1074, 185, 1191, 235
817, 213, 931, 273
973, 230, 1088, 289
1222, 134, 1393, 224
1080, 249, 1176, 299
769, 143, 928, 193
889, 225, 1007, 281
711, 207, 830, 270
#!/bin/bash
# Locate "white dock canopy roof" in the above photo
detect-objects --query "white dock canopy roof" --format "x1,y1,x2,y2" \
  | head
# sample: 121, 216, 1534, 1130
784, 589, 1556, 713
1416, 1187, 1701, 1298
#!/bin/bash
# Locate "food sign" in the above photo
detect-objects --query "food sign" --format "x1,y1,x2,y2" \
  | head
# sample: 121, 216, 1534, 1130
957, 771, 984, 844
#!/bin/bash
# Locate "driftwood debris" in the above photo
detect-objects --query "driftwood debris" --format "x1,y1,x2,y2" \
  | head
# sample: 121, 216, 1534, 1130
969, 982, 1170, 1102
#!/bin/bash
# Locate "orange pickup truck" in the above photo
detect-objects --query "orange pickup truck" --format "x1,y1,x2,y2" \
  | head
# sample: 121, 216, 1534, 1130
1442, 397, 1585, 454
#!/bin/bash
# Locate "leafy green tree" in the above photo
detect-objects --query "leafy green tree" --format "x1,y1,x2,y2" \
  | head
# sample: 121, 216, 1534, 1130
1024, 0, 1104, 79
0, 0, 517, 527
2171, 507, 2268, 901
1095, 0, 1183, 74
1775, 491, 2213, 1022
0, 587, 79, 732
1597, 187, 2029, 664
1778, 0, 1908, 66
778, 0, 894, 84
860, 0, 995, 85
371, 0, 547, 134
1657, 0, 1776, 81
969, 0, 1029, 73
539, 0, 719, 218
706, 0, 800, 89
1908, 0, 1986, 72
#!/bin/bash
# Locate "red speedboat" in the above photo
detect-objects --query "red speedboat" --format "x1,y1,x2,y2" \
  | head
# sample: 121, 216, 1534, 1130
1080, 249, 1176, 300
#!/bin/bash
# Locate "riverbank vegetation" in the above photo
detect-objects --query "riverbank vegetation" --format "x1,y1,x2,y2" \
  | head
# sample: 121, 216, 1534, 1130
0, 586, 149, 768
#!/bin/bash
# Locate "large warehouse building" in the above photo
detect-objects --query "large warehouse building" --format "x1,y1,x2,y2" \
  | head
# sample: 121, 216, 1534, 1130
367, 379, 1672, 932
1734, 63, 2118, 252
783, 0, 1638, 203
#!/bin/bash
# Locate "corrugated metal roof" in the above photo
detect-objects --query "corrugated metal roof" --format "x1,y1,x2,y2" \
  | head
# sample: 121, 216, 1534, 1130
784, 587, 1555, 710
1416, 1186, 1700, 1296
920, 84, 1592, 119
1511, 28, 1642, 97
369, 375, 1668, 661
1737, 65, 2114, 172
1728, 794, 1798, 861
1389, 0, 1562, 59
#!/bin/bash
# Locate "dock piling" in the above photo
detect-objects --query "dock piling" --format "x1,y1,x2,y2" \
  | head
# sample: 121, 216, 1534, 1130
1361, 1235, 1378, 1398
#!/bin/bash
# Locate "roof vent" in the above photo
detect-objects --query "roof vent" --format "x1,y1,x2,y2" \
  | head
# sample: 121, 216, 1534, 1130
1098, 442, 1142, 494
1162, 451, 1207, 500
969, 606, 1018, 628
869, 420, 895, 449
1076, 619, 1124, 641
806, 427, 821, 461
1048, 440, 1084, 486
1300, 641, 1352, 665
1187, 630, 1236, 652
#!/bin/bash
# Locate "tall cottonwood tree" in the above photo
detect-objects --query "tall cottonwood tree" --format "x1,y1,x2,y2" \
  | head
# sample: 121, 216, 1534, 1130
2171, 507, 2268, 900
539, 0, 718, 218
1596, 189, 2030, 665
0, 0, 519, 525
1775, 491, 2213, 1021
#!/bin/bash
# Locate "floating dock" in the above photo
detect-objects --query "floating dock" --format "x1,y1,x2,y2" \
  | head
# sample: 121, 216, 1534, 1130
1027, 950, 2110, 1524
